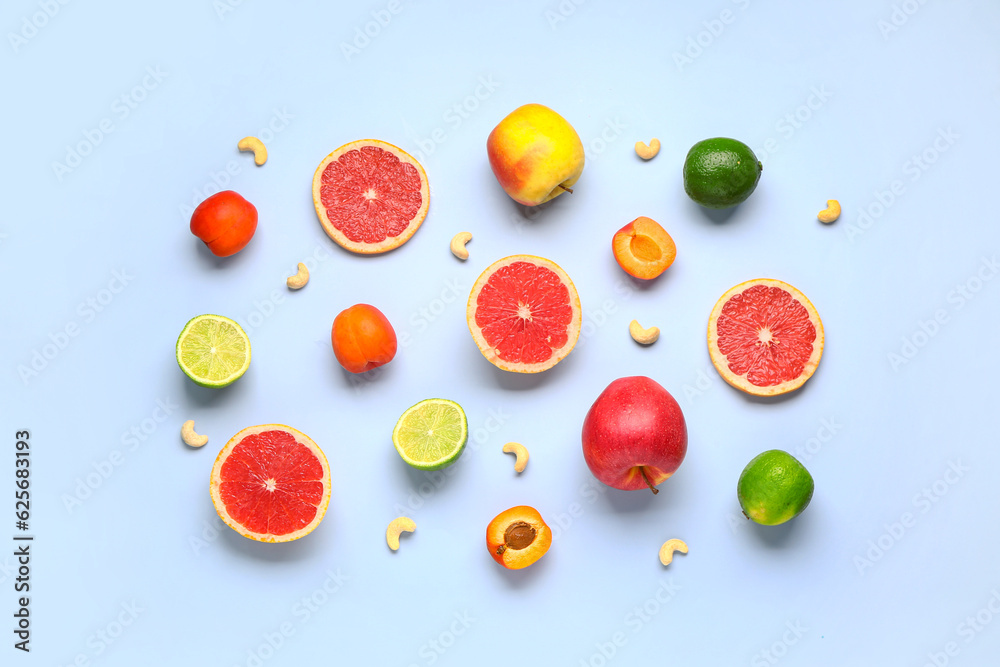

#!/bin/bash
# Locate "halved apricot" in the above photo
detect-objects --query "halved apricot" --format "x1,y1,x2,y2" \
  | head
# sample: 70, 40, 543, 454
486, 506, 551, 570
612, 216, 677, 280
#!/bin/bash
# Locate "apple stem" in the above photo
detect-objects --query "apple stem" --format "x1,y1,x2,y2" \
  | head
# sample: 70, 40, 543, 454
640, 467, 659, 495
557, 183, 574, 194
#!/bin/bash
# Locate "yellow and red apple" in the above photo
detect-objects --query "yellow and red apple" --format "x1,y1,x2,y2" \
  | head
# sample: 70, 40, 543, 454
582, 376, 687, 493
486, 103, 585, 206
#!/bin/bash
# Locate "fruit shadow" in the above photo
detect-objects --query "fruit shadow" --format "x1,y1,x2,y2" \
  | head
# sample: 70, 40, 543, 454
602, 484, 671, 513
501, 197, 563, 233
486, 348, 579, 391
194, 238, 254, 269
180, 370, 250, 408
218, 517, 327, 562
337, 364, 394, 392
746, 516, 804, 548
685, 197, 757, 225
488, 548, 552, 589
734, 363, 820, 406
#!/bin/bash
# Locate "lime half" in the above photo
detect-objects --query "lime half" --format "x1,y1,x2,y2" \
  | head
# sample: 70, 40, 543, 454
176, 314, 251, 388
737, 450, 814, 526
392, 399, 468, 470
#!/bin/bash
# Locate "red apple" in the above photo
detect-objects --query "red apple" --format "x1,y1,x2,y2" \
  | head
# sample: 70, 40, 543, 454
582, 376, 687, 493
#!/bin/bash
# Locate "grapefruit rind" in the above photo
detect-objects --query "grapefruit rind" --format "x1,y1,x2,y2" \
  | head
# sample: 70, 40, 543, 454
311, 139, 430, 255
209, 424, 332, 543
707, 278, 824, 397
466, 255, 582, 374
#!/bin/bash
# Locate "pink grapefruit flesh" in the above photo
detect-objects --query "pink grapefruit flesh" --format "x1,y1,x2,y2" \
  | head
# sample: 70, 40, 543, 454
467, 255, 582, 373
707, 279, 824, 396
312, 139, 429, 254
210, 424, 331, 542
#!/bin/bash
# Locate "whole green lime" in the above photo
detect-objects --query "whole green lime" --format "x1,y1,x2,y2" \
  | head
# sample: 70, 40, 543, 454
737, 450, 813, 526
683, 138, 762, 209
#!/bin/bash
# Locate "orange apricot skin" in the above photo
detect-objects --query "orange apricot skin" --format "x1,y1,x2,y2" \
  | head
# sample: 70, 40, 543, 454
611, 216, 677, 280
331, 304, 398, 374
190, 190, 258, 257
485, 505, 552, 570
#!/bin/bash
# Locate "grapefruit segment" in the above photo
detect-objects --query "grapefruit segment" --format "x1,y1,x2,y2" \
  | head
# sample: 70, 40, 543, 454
467, 255, 581, 373
707, 279, 824, 396
312, 139, 429, 254
210, 424, 331, 542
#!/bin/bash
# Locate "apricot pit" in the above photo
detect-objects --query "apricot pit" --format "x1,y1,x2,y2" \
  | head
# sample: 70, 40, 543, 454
486, 506, 551, 570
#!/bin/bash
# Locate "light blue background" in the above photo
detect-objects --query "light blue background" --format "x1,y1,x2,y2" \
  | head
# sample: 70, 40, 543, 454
3, 1, 1000, 665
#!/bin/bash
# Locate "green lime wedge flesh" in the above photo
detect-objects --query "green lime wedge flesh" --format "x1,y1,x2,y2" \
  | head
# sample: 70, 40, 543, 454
392, 399, 468, 471
737, 450, 814, 526
176, 315, 251, 388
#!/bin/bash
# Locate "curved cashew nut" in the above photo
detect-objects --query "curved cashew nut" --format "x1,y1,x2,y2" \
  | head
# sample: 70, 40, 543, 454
386, 516, 416, 551
629, 320, 660, 345
450, 232, 472, 260
286, 262, 309, 289
502, 442, 529, 473
658, 538, 688, 566
181, 420, 208, 448
237, 136, 268, 166
635, 138, 661, 160
817, 199, 841, 224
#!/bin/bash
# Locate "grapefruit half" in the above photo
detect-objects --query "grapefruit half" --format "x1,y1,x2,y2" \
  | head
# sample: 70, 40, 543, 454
312, 139, 429, 254
210, 424, 331, 543
467, 255, 582, 373
707, 279, 824, 396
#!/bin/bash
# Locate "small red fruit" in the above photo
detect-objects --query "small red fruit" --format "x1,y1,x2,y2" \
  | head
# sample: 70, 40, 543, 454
190, 190, 258, 257
331, 304, 398, 374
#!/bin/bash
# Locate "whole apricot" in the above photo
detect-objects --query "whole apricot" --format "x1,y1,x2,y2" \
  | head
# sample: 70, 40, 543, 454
190, 190, 258, 257
331, 304, 397, 374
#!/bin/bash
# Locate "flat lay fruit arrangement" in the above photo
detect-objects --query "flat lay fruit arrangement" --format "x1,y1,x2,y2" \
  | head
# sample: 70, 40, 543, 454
177, 102, 828, 569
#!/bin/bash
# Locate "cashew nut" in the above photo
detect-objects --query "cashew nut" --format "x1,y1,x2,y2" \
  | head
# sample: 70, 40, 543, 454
237, 136, 267, 166
502, 442, 529, 473
450, 232, 472, 260
817, 199, 841, 224
635, 138, 661, 160
658, 538, 688, 566
286, 262, 309, 289
386, 516, 416, 551
181, 420, 208, 448
629, 320, 660, 345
